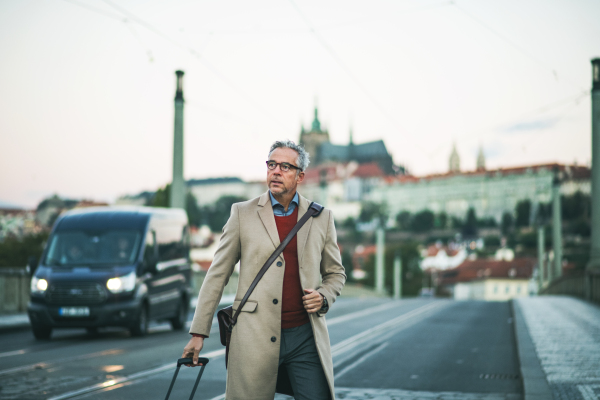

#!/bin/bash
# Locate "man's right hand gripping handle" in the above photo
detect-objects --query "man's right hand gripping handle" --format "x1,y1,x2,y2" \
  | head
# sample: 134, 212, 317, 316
182, 336, 204, 367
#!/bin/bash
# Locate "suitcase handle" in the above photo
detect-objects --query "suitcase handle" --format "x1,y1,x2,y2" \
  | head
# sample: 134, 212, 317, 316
178, 357, 209, 366
165, 358, 210, 400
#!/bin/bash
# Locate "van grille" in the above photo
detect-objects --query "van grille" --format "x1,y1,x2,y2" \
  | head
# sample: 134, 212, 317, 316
46, 282, 107, 305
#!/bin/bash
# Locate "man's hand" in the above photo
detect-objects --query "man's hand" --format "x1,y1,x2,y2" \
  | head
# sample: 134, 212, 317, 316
181, 336, 204, 367
303, 288, 323, 313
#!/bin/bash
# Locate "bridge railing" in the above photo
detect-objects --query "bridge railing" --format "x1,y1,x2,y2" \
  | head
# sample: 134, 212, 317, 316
0, 268, 30, 314
540, 269, 600, 304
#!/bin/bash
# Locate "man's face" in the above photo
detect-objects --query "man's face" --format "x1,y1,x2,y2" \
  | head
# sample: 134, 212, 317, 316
267, 147, 305, 197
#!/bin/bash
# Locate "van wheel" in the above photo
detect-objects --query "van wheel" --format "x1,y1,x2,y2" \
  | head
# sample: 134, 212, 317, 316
32, 324, 52, 340
170, 297, 188, 330
130, 304, 149, 337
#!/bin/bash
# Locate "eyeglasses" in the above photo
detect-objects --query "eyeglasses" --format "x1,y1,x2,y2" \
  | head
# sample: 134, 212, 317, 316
266, 161, 302, 172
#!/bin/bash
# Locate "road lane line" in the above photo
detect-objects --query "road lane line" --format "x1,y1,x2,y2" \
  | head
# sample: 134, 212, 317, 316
334, 342, 389, 379
0, 349, 28, 358
47, 348, 226, 400
0, 348, 124, 377
332, 301, 446, 358
326, 300, 408, 327
207, 301, 449, 400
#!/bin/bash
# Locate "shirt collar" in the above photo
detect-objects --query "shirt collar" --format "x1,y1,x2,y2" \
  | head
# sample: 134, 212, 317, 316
269, 191, 299, 210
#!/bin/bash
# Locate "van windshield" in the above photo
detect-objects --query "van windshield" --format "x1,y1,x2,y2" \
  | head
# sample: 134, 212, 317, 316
43, 230, 143, 267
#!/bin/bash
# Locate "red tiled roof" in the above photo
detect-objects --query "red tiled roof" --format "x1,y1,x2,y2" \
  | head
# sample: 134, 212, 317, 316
440, 258, 535, 285
351, 162, 385, 178
301, 164, 341, 185
426, 245, 459, 257
388, 163, 590, 185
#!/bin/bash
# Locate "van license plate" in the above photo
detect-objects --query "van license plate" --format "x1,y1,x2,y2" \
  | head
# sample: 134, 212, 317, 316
59, 307, 90, 317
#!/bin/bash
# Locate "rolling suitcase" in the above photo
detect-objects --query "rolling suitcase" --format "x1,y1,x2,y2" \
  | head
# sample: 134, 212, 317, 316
164, 357, 210, 400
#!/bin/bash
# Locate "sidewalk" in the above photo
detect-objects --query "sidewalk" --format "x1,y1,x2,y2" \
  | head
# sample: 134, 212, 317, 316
513, 296, 600, 400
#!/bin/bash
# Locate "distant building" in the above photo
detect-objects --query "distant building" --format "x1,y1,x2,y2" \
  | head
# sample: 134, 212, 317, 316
449, 143, 460, 173
0, 209, 39, 241
114, 191, 155, 206
369, 160, 590, 223
421, 243, 468, 271
299, 106, 400, 175
299, 161, 388, 220
440, 258, 535, 301
35, 195, 78, 227
187, 177, 265, 207
116, 178, 267, 210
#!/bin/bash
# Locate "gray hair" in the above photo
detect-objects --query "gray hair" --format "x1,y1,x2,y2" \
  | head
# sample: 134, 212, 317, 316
268, 140, 310, 171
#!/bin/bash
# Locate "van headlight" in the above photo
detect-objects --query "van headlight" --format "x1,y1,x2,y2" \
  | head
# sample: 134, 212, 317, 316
31, 277, 48, 294
106, 271, 136, 293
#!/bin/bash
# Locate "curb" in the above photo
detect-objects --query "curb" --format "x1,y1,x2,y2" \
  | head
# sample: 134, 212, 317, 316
510, 299, 553, 400
0, 314, 30, 333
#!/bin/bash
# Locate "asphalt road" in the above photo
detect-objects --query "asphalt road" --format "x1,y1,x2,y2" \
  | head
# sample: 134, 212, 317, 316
0, 299, 522, 400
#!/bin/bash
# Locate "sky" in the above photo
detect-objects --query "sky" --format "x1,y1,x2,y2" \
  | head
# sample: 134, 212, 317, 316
0, 0, 598, 209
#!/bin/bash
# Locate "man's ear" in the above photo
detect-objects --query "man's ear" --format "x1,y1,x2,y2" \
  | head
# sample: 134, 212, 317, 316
296, 171, 305, 184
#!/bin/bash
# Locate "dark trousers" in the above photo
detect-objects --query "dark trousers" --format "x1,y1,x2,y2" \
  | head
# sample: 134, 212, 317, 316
278, 323, 331, 400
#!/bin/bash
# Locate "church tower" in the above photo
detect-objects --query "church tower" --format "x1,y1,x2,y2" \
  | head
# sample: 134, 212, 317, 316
449, 143, 460, 173
299, 105, 330, 164
476, 146, 486, 171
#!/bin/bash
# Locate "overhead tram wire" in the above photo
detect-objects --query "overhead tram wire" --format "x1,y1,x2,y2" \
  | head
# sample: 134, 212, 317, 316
62, 0, 126, 22
63, 0, 286, 130
287, 0, 428, 158
100, 0, 286, 130
451, 2, 587, 94
424, 90, 591, 159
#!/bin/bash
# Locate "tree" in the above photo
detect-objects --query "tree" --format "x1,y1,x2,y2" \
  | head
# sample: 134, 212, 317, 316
0, 232, 49, 268
185, 192, 203, 227
410, 210, 434, 233
150, 184, 170, 207
359, 202, 388, 227
515, 200, 531, 228
204, 195, 247, 232
501, 212, 514, 235
396, 211, 411, 231
436, 212, 448, 229
462, 208, 477, 236
362, 242, 423, 296
150, 183, 203, 227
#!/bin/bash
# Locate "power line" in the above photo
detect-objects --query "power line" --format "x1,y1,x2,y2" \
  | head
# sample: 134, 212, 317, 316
425, 90, 590, 158
63, 0, 286, 129
62, 0, 125, 22
452, 2, 586, 92
101, 0, 286, 129
287, 0, 428, 158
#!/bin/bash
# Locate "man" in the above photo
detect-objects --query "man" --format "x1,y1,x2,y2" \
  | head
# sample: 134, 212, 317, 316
182, 140, 346, 400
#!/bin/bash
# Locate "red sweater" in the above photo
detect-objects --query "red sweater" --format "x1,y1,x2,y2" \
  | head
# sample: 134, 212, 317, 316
275, 207, 310, 329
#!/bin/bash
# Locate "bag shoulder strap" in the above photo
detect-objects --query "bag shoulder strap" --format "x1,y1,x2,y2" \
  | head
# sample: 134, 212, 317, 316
230, 201, 323, 328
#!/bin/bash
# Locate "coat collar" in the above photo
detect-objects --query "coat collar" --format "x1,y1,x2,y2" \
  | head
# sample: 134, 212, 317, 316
257, 191, 314, 263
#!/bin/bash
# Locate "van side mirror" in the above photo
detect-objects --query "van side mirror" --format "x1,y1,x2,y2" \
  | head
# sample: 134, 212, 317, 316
27, 256, 38, 275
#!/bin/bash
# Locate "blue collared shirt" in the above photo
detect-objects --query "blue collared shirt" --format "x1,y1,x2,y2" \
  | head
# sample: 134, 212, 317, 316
270, 191, 299, 217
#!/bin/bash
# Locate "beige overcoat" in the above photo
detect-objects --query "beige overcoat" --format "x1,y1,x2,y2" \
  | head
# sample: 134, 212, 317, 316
189, 191, 346, 400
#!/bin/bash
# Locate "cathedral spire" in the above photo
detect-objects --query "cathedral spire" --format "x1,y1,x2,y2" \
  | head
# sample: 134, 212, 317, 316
311, 106, 321, 132
476, 145, 486, 171
449, 143, 460, 173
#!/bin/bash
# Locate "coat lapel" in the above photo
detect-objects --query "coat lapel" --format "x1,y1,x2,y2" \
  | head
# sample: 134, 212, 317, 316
296, 194, 313, 264
257, 192, 280, 250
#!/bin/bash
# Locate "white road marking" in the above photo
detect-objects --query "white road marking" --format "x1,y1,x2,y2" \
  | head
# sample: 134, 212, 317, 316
334, 342, 389, 380
0, 349, 27, 358
325, 300, 407, 327
0, 348, 124, 377
46, 349, 226, 400
208, 301, 449, 400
